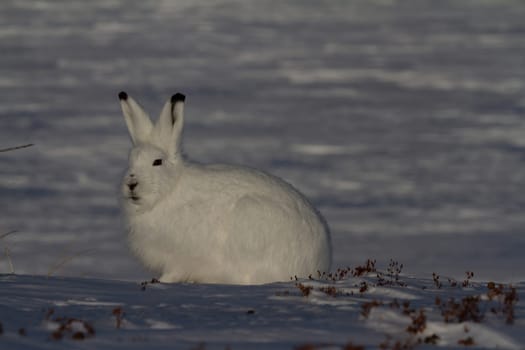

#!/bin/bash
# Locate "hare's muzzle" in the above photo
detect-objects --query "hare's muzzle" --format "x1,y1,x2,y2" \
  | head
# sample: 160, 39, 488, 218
128, 182, 138, 191
126, 180, 140, 201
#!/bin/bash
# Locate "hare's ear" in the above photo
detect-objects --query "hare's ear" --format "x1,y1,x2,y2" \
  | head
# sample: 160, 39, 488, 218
118, 91, 153, 145
155, 92, 185, 157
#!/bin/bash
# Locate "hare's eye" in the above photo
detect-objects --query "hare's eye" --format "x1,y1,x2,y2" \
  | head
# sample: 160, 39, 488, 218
152, 159, 163, 166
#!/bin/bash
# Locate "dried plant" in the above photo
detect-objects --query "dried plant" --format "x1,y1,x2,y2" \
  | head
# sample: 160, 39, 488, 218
140, 278, 161, 291
1, 144, 33, 274
0, 143, 33, 153
432, 273, 442, 289
361, 300, 383, 318
50, 317, 95, 341
112, 307, 124, 329
487, 282, 518, 324
457, 337, 475, 346
436, 295, 483, 323
377, 259, 406, 287
295, 283, 314, 297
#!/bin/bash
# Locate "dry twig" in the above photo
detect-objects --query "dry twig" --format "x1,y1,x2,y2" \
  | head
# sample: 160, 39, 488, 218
0, 144, 34, 153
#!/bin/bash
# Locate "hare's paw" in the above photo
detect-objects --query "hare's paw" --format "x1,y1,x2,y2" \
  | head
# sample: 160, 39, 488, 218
159, 271, 188, 284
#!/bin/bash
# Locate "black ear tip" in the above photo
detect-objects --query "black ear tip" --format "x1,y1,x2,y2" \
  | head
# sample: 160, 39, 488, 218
118, 91, 128, 100
171, 93, 186, 103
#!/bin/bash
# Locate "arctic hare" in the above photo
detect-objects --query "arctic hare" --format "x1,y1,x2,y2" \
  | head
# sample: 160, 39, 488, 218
119, 91, 332, 284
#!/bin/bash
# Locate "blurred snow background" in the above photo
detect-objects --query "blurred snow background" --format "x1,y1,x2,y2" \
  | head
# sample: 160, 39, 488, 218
1, 0, 525, 282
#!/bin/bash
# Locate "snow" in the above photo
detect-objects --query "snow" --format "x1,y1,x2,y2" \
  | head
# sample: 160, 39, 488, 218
0, 270, 523, 349
1, 0, 525, 348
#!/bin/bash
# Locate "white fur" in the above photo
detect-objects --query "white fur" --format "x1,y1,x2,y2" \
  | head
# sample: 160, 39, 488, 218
119, 92, 332, 284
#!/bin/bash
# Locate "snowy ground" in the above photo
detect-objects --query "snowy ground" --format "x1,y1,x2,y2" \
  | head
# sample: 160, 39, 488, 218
1, 0, 525, 348
0, 267, 523, 349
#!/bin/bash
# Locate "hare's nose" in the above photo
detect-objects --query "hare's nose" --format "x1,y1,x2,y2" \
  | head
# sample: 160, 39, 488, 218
128, 182, 138, 191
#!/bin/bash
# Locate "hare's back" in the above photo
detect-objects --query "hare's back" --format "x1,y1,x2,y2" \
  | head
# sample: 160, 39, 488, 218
201, 163, 309, 202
